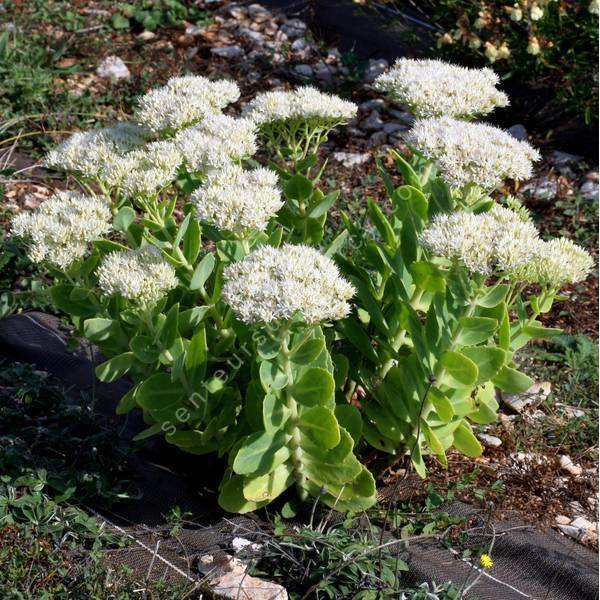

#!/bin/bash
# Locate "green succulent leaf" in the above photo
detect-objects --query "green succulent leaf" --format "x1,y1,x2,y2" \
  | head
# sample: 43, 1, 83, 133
456, 317, 499, 346
292, 368, 335, 407
95, 352, 135, 383
453, 422, 483, 457
492, 365, 534, 393
438, 351, 478, 388
233, 430, 290, 476
290, 337, 325, 365
298, 406, 341, 449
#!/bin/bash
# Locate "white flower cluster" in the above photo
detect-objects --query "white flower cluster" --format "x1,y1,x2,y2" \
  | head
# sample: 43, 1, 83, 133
421, 206, 593, 287
97, 246, 178, 304
421, 205, 540, 275
175, 114, 257, 172
192, 165, 282, 234
407, 117, 540, 188
45, 123, 149, 179
374, 58, 509, 119
514, 238, 593, 288
11, 192, 110, 268
135, 75, 240, 133
223, 244, 355, 324
113, 141, 182, 196
244, 87, 357, 127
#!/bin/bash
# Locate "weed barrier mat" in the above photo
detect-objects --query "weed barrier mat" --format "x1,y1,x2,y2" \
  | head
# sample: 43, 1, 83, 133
0, 311, 598, 599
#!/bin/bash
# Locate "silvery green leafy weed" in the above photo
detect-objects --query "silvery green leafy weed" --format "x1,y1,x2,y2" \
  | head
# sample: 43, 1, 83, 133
12, 65, 592, 513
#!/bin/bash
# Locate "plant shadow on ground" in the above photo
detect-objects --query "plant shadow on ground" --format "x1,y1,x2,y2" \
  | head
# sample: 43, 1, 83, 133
0, 360, 202, 598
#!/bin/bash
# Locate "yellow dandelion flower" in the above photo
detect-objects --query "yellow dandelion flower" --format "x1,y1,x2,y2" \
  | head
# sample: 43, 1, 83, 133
480, 553, 494, 568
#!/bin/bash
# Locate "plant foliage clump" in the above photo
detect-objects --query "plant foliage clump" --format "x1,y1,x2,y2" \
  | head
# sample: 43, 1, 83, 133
11, 60, 593, 514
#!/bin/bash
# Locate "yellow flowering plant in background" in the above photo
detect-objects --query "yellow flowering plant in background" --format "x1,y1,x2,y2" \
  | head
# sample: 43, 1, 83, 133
367, 0, 599, 123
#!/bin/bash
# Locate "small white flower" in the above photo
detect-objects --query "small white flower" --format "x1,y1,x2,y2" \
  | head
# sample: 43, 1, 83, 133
590, 0, 599, 15
420, 205, 541, 276
407, 116, 540, 188
11, 192, 111, 268
510, 6, 523, 21
244, 86, 357, 126
192, 164, 282, 235
135, 75, 240, 133
117, 141, 182, 196
373, 58, 509, 119
222, 244, 355, 324
45, 123, 149, 180
175, 114, 257, 172
530, 4, 544, 20
527, 37, 541, 56
485, 42, 498, 63
97, 246, 178, 304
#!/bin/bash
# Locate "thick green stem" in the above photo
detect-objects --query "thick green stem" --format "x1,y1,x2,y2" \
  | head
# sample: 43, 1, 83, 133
281, 335, 307, 499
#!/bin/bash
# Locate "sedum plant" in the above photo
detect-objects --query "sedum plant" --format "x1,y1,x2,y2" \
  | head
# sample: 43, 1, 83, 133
11, 62, 593, 513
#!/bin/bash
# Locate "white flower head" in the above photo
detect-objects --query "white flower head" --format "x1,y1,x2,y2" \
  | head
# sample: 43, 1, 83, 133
175, 114, 257, 172
192, 164, 282, 234
135, 75, 240, 133
420, 205, 540, 276
11, 192, 111, 268
97, 246, 178, 304
407, 117, 540, 188
117, 141, 182, 196
374, 58, 509, 119
516, 238, 594, 288
45, 123, 149, 179
244, 86, 357, 127
222, 244, 355, 324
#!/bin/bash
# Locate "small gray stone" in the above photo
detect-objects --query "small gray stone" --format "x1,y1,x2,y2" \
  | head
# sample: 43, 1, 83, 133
346, 127, 366, 138
198, 554, 287, 599
137, 30, 156, 41
557, 524, 584, 540
247, 3, 271, 22
291, 38, 309, 52
228, 5, 248, 19
383, 121, 404, 134
387, 131, 406, 145
294, 64, 313, 77
281, 18, 307, 38
580, 179, 599, 202
559, 454, 582, 477
368, 130, 388, 147
96, 56, 130, 82
239, 28, 264, 44
478, 433, 502, 448
364, 58, 389, 82
326, 47, 342, 62
507, 124, 528, 141
387, 108, 415, 125
362, 110, 384, 131
332, 152, 370, 167
314, 63, 333, 83
210, 46, 244, 58
359, 99, 385, 112
502, 381, 551, 413
520, 177, 559, 201
185, 24, 204, 35
549, 150, 583, 168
